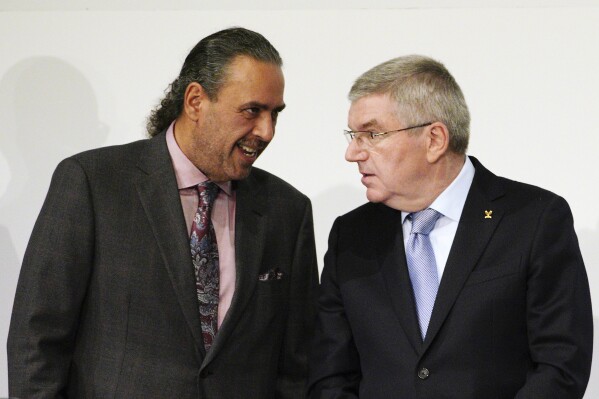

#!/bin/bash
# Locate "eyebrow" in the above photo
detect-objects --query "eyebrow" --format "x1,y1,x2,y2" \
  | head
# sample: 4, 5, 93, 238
242, 101, 286, 113
350, 119, 380, 131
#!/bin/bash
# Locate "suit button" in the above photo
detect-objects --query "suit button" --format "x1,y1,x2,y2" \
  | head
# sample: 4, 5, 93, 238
200, 369, 212, 378
418, 367, 430, 380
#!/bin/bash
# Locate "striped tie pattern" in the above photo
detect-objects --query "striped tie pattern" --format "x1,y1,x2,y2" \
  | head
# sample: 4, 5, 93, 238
406, 208, 441, 340
190, 181, 220, 351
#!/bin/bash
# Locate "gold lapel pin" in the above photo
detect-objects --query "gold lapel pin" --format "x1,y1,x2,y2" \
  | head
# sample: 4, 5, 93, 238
484, 210, 493, 219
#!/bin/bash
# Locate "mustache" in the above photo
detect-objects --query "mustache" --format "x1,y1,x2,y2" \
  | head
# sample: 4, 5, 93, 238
236, 138, 267, 151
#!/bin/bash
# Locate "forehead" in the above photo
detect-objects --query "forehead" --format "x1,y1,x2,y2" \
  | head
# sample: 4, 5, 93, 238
218, 55, 285, 106
348, 93, 400, 129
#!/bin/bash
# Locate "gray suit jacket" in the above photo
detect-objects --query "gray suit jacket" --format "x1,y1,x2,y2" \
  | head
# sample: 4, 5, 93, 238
8, 132, 319, 398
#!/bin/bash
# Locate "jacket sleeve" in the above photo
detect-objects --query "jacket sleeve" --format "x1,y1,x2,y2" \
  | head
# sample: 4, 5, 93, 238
275, 198, 319, 399
515, 195, 593, 399
307, 218, 361, 399
7, 158, 95, 399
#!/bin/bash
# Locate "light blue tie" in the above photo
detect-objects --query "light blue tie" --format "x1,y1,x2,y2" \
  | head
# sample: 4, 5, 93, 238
406, 208, 442, 340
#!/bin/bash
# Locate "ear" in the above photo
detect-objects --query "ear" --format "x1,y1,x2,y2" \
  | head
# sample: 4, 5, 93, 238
426, 122, 450, 163
182, 82, 208, 122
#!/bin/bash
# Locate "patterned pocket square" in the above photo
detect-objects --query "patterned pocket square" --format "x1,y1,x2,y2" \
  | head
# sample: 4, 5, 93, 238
258, 267, 284, 281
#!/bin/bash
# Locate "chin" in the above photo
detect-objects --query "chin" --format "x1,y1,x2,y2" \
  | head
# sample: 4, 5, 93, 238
230, 166, 253, 181
365, 189, 386, 204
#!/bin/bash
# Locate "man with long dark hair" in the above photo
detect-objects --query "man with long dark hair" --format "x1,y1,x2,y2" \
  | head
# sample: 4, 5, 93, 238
9, 27, 318, 398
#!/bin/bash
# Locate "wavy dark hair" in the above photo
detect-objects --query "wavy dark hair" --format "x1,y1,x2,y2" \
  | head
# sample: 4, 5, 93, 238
146, 27, 282, 137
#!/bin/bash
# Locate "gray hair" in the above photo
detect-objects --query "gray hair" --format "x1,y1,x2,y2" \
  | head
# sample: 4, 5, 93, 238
147, 27, 282, 137
349, 55, 470, 154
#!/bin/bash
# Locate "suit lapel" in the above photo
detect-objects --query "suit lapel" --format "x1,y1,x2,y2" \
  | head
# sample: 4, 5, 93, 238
422, 157, 506, 352
134, 133, 206, 359
378, 205, 423, 353
201, 172, 266, 368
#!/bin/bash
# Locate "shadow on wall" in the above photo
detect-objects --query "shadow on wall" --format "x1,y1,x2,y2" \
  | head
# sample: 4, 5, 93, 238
577, 223, 599, 399
0, 57, 108, 396
585, 317, 599, 398
577, 221, 599, 292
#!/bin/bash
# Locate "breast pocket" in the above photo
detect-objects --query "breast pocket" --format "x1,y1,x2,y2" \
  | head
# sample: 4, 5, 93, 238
255, 279, 286, 297
464, 257, 522, 287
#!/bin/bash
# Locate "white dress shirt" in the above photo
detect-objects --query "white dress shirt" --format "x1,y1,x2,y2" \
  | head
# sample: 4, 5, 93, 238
402, 156, 475, 282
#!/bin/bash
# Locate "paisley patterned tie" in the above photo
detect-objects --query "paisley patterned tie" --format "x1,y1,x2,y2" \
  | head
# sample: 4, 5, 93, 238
190, 181, 220, 351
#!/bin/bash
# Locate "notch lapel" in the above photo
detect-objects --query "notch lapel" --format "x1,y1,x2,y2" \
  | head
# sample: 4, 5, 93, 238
135, 133, 206, 359
201, 173, 266, 368
422, 158, 506, 352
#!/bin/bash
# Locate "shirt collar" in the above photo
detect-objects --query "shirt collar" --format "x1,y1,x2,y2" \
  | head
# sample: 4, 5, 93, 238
165, 121, 232, 196
402, 156, 475, 223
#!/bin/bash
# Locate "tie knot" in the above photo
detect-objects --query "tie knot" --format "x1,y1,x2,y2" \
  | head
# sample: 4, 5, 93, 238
197, 181, 219, 209
409, 208, 441, 235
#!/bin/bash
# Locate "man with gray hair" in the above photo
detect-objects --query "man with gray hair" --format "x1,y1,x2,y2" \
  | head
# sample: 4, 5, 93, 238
308, 55, 592, 398
9, 27, 318, 398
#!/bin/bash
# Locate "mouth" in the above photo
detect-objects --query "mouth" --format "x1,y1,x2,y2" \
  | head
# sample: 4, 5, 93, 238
360, 171, 375, 186
236, 141, 262, 159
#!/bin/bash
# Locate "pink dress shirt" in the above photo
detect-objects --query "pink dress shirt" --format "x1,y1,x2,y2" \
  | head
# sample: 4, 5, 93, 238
166, 122, 236, 328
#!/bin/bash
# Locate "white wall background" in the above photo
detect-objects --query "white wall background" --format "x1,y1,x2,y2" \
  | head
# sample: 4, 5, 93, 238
1, 2, 598, 396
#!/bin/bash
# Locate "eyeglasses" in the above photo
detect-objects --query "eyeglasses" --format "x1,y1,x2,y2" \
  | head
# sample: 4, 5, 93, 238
343, 122, 433, 146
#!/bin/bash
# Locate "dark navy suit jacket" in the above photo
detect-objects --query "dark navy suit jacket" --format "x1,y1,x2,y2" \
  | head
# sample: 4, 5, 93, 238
308, 157, 592, 399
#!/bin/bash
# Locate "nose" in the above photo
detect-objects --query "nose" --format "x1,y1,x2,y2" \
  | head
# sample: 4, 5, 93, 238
253, 113, 275, 143
345, 139, 368, 162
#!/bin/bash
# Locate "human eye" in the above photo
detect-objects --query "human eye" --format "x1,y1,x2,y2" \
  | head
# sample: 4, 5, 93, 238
355, 131, 376, 143
366, 131, 386, 140
242, 107, 261, 118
